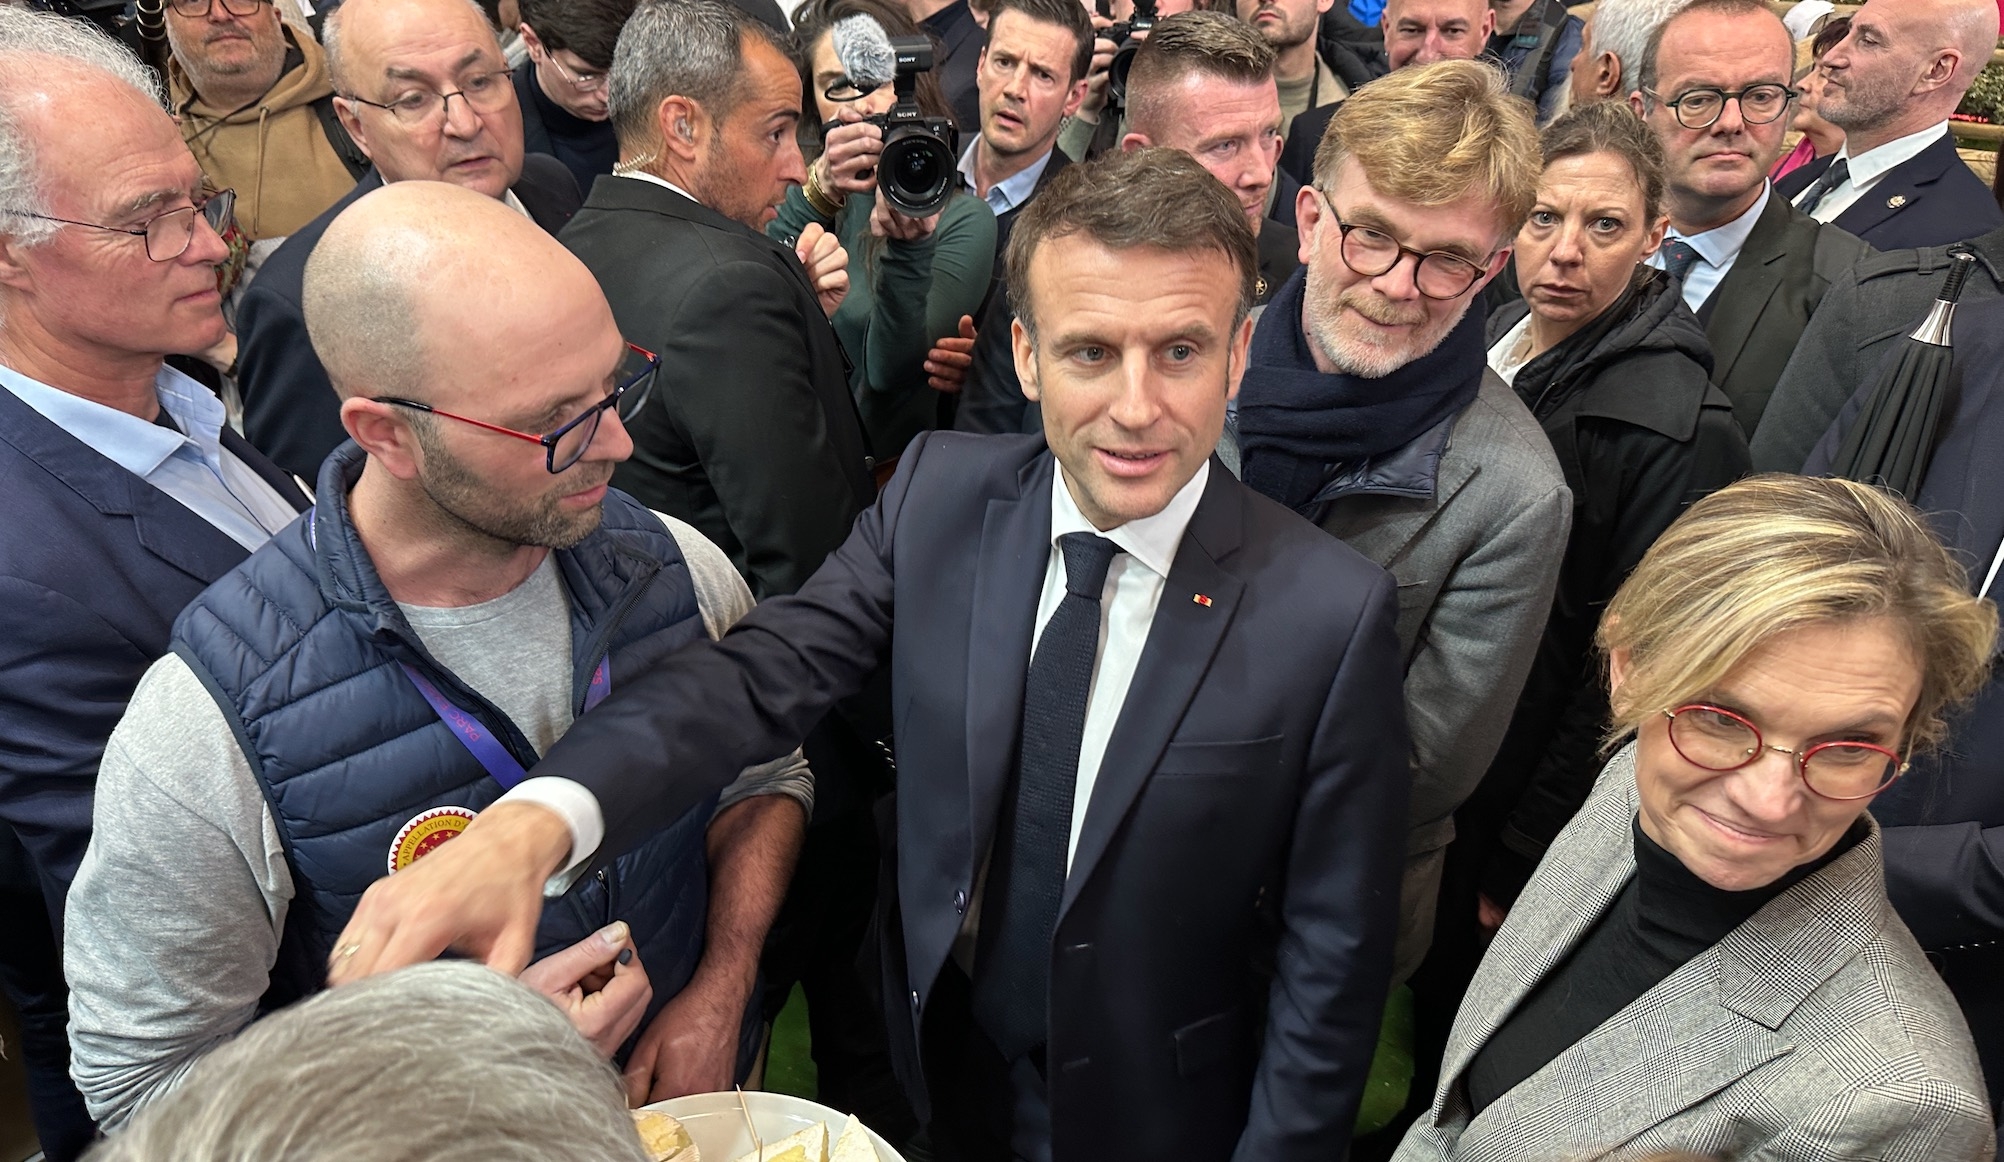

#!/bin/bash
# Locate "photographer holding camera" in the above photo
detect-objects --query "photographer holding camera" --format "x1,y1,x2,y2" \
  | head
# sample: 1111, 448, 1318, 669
779, 0, 998, 458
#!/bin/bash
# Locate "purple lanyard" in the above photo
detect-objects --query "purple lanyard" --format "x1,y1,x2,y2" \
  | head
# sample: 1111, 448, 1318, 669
400, 657, 611, 789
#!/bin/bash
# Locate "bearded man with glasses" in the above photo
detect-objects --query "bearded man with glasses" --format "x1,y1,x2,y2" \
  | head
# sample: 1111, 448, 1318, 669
64, 180, 815, 1128
0, 11, 312, 1160
233, 0, 584, 483
1229, 59, 1570, 996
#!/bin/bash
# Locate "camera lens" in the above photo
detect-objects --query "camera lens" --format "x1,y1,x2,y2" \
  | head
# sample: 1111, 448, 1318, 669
880, 126, 955, 218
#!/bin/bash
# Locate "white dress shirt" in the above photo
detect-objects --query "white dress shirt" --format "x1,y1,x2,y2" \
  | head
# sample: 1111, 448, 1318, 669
515, 459, 1214, 898
958, 139, 1055, 218
0, 363, 299, 550
1650, 182, 1772, 313
1794, 120, 1950, 224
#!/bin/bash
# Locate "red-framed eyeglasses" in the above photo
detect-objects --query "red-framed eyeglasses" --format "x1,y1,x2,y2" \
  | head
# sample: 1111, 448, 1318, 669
371, 342, 659, 475
1661, 703, 1908, 802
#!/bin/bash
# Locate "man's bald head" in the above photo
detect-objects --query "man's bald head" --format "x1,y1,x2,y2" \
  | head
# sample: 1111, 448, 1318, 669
303, 181, 613, 407
1818, 0, 2000, 152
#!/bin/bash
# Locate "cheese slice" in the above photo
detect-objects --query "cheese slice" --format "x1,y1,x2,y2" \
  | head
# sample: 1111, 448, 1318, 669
732, 1123, 827, 1162
830, 1115, 878, 1162
631, 1110, 697, 1162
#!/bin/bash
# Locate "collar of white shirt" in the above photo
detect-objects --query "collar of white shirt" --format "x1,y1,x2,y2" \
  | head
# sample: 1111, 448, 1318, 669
1666, 180, 1771, 269
1048, 459, 1209, 578
0, 361, 233, 479
501, 188, 531, 219
613, 170, 701, 203
1833, 120, 1950, 194
959, 138, 1054, 217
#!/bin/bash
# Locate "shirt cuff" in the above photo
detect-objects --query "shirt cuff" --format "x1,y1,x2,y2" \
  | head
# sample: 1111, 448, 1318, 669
498, 776, 605, 897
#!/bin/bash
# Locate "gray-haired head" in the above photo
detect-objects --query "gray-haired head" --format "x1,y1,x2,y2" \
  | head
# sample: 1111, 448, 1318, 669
84, 962, 652, 1162
605, 0, 788, 153
0, 7, 164, 250
1588, 0, 1692, 98
321, 0, 500, 92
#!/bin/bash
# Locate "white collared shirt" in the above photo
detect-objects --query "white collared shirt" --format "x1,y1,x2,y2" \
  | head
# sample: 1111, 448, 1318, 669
609, 170, 700, 203
1794, 120, 1949, 224
958, 138, 1054, 218
0, 363, 298, 550
1651, 182, 1772, 313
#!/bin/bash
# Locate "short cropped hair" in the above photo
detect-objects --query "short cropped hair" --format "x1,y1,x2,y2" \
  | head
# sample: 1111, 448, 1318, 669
1539, 100, 1667, 222
1585, 0, 1691, 98
1601, 474, 1998, 755
1638, 0, 1782, 95
1313, 58, 1540, 237
86, 962, 652, 1162
987, 0, 1095, 84
0, 7, 163, 251
607, 0, 789, 150
519, 0, 639, 71
1124, 12, 1275, 138
1004, 147, 1258, 341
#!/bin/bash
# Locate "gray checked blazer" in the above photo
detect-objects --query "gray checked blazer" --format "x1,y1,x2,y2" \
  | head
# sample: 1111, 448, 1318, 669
1395, 746, 1996, 1162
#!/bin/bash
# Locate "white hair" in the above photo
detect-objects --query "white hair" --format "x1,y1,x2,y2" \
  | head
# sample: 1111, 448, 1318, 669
84, 962, 653, 1162
1587, 0, 1692, 96
0, 6, 164, 249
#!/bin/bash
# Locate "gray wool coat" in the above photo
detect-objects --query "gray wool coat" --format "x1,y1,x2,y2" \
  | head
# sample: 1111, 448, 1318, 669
1394, 746, 1996, 1162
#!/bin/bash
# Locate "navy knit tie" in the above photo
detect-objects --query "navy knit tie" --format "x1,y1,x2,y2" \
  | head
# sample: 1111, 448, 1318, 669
972, 531, 1120, 1062
1660, 238, 1701, 283
1795, 157, 1850, 215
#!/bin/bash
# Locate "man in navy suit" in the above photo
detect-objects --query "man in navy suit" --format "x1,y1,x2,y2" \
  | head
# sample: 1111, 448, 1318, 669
1774, 0, 2002, 249
329, 149, 1411, 1162
0, 11, 309, 1159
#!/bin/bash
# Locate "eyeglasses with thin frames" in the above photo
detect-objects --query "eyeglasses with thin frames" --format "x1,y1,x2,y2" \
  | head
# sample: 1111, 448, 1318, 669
370, 343, 661, 474
540, 49, 608, 94
5, 188, 235, 263
1661, 703, 1908, 802
1643, 84, 1797, 130
166, 0, 269, 17
1311, 189, 1491, 301
340, 68, 515, 126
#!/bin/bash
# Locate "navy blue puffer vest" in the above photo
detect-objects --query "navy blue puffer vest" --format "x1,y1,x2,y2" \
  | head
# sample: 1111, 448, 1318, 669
172, 444, 716, 1020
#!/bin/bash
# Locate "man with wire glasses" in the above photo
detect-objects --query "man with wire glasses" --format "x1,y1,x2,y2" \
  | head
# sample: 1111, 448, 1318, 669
512, 0, 633, 197
234, 0, 583, 483
63, 180, 814, 1128
1632, 0, 1867, 440
0, 11, 311, 1160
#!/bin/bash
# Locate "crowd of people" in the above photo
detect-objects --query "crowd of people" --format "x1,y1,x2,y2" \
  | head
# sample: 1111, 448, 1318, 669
2, 0, 2003, 1156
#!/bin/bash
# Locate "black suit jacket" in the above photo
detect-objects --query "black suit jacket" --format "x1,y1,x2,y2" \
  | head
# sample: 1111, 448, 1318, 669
0, 386, 307, 915
987, 146, 1070, 284
1279, 102, 1336, 188
234, 157, 582, 480
958, 220, 1302, 436
530, 432, 1410, 1161
1697, 191, 1869, 437
925, 0, 987, 137
1804, 295, 2004, 1110
1774, 132, 2004, 251
560, 175, 875, 600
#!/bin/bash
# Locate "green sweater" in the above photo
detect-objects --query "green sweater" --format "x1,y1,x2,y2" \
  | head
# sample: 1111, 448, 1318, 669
770, 186, 997, 458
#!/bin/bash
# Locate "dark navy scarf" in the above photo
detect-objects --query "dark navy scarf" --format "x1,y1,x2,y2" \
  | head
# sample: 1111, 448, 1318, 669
1237, 266, 1487, 510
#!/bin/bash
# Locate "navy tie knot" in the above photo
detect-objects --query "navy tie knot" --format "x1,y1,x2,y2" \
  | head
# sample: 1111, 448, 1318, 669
1660, 238, 1701, 283
1058, 532, 1120, 600
1796, 157, 1851, 214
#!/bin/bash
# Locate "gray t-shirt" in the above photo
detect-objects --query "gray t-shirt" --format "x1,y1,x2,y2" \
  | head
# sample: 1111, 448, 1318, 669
66, 514, 812, 1129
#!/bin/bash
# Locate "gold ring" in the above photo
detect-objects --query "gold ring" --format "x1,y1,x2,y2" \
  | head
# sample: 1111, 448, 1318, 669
334, 942, 362, 960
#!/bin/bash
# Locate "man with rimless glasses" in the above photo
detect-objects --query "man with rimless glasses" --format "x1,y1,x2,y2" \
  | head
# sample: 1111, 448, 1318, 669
511, 0, 634, 197
0, 11, 311, 1159
234, 0, 584, 483
64, 181, 816, 1126
1229, 60, 1570, 989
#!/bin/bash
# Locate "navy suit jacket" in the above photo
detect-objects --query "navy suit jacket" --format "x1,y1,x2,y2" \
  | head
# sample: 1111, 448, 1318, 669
1806, 296, 2004, 1107
0, 386, 307, 917
528, 432, 1410, 1161
1775, 132, 2004, 251
235, 157, 582, 481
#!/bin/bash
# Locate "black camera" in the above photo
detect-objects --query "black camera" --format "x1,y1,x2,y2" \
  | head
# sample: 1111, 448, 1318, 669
1101, 0, 1159, 107
831, 36, 960, 219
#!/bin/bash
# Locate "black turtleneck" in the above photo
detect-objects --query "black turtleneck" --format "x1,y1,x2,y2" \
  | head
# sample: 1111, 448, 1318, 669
1465, 815, 1866, 1114
526, 69, 618, 198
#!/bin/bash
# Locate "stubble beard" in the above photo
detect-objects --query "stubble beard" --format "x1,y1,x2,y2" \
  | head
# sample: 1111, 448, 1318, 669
413, 421, 607, 551
1301, 259, 1468, 379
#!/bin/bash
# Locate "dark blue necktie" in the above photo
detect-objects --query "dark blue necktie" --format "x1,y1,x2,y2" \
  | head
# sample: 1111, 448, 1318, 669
1795, 157, 1851, 215
972, 531, 1121, 1062
1660, 238, 1701, 283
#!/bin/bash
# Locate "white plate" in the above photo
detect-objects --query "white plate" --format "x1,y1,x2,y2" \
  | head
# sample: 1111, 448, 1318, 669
642, 1090, 906, 1162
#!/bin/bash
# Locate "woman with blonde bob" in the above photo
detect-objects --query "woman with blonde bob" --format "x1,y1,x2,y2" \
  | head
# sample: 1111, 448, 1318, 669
1397, 474, 1998, 1162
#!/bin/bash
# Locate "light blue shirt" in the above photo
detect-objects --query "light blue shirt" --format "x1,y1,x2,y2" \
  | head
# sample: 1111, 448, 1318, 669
958, 139, 1054, 218
0, 363, 300, 551
1650, 182, 1772, 315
